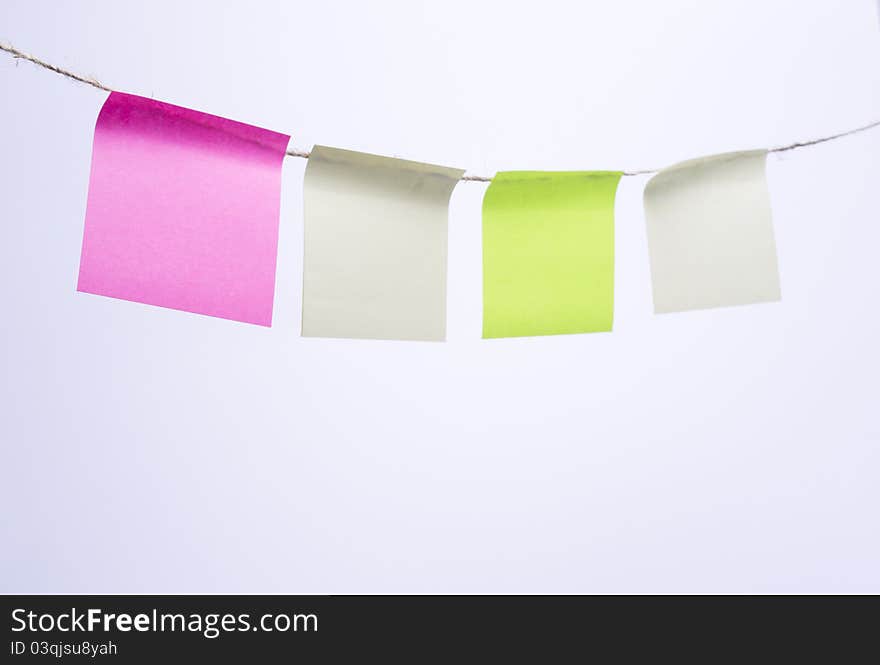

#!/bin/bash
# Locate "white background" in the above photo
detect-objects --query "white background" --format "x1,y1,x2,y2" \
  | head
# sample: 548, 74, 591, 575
1, 1, 879, 592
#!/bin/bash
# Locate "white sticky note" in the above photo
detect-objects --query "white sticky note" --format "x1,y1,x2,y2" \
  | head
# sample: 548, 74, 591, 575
302, 146, 464, 340
643, 150, 782, 314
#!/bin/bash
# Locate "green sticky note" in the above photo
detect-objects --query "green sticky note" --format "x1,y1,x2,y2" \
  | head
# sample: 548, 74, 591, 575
482, 171, 621, 338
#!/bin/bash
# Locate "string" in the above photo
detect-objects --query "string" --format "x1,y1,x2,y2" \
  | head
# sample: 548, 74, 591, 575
1, 42, 111, 92
3, 41, 879, 183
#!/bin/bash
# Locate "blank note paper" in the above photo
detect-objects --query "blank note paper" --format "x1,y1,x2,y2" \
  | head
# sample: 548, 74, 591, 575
643, 150, 781, 314
77, 92, 290, 326
482, 171, 621, 338
302, 146, 463, 341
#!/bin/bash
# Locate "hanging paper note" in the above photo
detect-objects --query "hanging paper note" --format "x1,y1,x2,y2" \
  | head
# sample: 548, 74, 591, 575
302, 146, 463, 341
482, 171, 621, 338
643, 150, 781, 314
77, 92, 290, 325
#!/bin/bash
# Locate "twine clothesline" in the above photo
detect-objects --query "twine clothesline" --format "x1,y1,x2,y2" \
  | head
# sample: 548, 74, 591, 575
3, 41, 879, 182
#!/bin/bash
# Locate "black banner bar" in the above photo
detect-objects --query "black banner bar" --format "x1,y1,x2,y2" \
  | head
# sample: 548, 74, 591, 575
1, 595, 876, 661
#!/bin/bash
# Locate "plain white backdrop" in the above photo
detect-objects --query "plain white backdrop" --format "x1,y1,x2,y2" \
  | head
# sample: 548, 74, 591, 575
1, 0, 879, 593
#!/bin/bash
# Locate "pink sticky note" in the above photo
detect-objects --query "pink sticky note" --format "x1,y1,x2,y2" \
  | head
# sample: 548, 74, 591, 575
77, 92, 290, 326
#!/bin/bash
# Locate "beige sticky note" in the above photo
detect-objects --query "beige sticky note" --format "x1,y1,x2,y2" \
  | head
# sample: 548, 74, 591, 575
644, 150, 782, 314
302, 146, 463, 340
